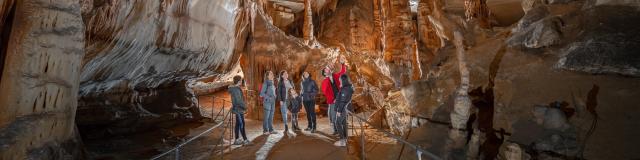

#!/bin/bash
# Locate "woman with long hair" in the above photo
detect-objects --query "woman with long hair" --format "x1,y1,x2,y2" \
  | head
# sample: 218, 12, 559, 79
276, 70, 294, 133
259, 70, 277, 135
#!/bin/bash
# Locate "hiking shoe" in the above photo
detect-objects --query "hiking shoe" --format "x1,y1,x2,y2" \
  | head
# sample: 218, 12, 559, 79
304, 128, 312, 131
333, 140, 346, 147
243, 140, 251, 145
311, 129, 316, 133
270, 131, 278, 134
263, 131, 270, 135
233, 139, 243, 145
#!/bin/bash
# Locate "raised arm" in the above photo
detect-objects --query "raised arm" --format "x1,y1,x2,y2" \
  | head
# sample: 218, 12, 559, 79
337, 64, 347, 76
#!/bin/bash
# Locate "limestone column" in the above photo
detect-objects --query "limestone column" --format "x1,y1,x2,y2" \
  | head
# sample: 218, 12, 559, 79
0, 0, 85, 159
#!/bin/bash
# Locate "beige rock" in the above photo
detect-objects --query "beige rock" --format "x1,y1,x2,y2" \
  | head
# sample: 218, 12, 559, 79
0, 0, 85, 158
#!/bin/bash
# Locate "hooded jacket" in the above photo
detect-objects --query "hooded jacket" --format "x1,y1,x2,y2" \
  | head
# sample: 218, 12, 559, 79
228, 85, 246, 114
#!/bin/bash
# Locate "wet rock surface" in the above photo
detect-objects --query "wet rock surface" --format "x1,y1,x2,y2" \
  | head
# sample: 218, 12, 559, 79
558, 5, 640, 77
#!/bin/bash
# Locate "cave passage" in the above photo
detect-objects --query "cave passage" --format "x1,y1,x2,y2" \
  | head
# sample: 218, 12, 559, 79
2, 0, 640, 159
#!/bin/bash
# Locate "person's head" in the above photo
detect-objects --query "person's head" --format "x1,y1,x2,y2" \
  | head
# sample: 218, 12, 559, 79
339, 74, 352, 88
265, 70, 274, 81
289, 88, 297, 97
233, 75, 243, 86
280, 70, 288, 80
322, 66, 331, 77
302, 72, 310, 79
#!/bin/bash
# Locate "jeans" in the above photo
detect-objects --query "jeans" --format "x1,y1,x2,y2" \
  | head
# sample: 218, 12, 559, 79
235, 113, 247, 140
303, 100, 317, 129
280, 101, 289, 128
336, 112, 348, 140
328, 104, 337, 132
263, 101, 275, 132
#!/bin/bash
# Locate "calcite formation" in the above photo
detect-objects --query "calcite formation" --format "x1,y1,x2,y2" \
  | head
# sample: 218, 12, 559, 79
0, 0, 85, 159
77, 0, 250, 137
1, 0, 640, 159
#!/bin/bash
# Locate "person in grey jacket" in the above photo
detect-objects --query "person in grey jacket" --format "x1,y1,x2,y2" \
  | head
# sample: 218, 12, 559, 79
276, 70, 294, 133
229, 75, 249, 145
334, 74, 354, 147
300, 71, 319, 133
260, 71, 277, 135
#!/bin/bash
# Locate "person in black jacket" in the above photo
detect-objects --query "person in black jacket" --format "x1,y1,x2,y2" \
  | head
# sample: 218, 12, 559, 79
288, 89, 303, 131
276, 70, 294, 133
300, 71, 319, 133
334, 74, 354, 147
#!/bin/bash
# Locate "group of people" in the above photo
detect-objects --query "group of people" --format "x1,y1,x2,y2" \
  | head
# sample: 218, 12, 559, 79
228, 56, 354, 147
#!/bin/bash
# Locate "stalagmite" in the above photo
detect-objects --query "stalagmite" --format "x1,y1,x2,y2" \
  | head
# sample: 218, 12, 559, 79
450, 31, 472, 130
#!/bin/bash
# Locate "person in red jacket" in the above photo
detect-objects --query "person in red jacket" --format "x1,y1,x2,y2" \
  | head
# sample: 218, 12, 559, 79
321, 55, 347, 135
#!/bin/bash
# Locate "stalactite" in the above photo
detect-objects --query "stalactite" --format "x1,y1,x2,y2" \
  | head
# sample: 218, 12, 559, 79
464, 0, 491, 28
417, 0, 443, 53
302, 0, 314, 44
372, 0, 383, 52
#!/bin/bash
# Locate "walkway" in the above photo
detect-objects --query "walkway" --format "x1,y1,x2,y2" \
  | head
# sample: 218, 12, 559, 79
218, 117, 349, 160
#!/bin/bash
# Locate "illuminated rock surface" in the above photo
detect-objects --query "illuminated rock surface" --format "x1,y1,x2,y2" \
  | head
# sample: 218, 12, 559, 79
1, 0, 639, 159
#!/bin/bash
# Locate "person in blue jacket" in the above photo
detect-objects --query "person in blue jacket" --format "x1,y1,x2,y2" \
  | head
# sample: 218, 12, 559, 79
260, 71, 277, 135
229, 75, 250, 145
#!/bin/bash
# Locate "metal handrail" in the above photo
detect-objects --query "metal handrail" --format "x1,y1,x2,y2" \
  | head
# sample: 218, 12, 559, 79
150, 113, 227, 160
151, 95, 235, 160
347, 111, 442, 160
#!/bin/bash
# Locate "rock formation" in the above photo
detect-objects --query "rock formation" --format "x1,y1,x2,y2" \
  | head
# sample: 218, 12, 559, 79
0, 0, 86, 159
76, 0, 250, 137
1, 0, 640, 159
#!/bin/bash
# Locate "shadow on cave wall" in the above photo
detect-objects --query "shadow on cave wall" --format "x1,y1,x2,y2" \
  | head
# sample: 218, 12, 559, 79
0, 3, 16, 82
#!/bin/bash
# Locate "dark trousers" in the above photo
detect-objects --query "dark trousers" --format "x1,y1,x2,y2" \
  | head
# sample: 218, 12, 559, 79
234, 113, 247, 140
303, 100, 317, 129
336, 112, 348, 140
291, 112, 300, 129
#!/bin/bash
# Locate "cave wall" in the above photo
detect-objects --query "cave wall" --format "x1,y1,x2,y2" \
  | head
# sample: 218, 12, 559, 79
77, 0, 250, 137
0, 0, 86, 159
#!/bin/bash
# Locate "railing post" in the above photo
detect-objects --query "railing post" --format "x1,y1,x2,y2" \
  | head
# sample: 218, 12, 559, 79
360, 117, 365, 159
212, 97, 215, 121
175, 148, 180, 160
